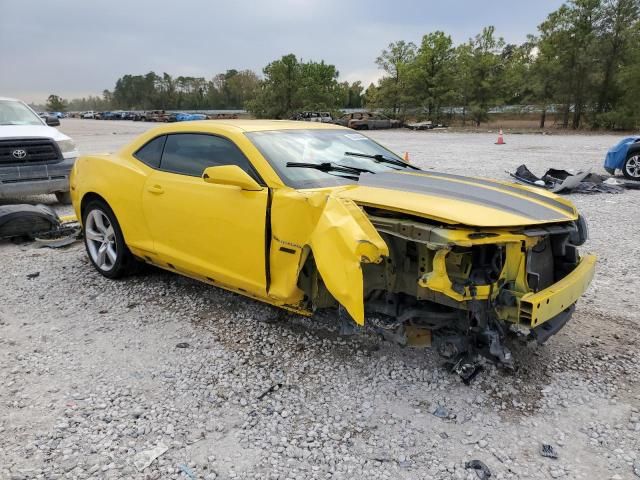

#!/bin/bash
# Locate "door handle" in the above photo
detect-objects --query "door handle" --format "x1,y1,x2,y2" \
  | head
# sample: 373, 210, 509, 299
147, 184, 164, 194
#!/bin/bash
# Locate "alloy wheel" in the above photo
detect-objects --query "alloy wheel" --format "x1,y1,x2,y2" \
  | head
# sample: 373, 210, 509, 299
625, 155, 640, 178
85, 209, 118, 271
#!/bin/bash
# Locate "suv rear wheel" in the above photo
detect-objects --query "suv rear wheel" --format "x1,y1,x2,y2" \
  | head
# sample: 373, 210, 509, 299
623, 151, 640, 180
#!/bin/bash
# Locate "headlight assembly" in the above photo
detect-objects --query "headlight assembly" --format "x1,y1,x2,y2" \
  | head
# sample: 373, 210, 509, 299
57, 139, 77, 154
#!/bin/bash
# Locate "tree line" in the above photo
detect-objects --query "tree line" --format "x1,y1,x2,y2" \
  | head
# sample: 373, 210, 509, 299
52, 0, 639, 129
367, 0, 640, 129
59, 66, 364, 114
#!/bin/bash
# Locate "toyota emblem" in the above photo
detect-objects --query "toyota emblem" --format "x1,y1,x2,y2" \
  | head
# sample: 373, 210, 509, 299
12, 149, 27, 159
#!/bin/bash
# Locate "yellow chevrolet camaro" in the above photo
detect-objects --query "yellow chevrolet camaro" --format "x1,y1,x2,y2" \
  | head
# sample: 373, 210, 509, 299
70, 120, 595, 365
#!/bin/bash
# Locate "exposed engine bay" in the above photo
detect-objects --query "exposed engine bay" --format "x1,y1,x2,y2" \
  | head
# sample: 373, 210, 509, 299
298, 207, 593, 369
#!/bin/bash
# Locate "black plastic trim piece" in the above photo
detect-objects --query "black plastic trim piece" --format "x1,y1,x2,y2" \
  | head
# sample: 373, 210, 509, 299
530, 305, 575, 344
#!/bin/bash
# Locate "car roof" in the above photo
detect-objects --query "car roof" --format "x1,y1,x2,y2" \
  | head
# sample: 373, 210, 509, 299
152, 119, 348, 133
0, 97, 22, 102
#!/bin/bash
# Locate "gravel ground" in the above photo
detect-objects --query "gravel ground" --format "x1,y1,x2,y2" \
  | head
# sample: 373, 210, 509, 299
1, 119, 638, 480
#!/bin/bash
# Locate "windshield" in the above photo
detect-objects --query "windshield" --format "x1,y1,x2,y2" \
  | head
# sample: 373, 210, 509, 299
246, 129, 406, 188
0, 100, 44, 126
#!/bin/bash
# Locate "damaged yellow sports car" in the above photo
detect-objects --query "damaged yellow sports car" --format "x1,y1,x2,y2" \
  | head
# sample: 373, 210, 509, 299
70, 121, 595, 366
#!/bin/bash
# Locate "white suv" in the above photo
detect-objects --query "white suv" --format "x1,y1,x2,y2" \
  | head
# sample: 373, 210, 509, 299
0, 97, 78, 203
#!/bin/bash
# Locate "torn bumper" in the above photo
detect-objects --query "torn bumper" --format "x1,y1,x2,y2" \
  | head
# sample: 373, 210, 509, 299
519, 254, 596, 327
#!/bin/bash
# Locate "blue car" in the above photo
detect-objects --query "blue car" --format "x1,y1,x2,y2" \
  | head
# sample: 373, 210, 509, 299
169, 112, 207, 122
604, 136, 640, 180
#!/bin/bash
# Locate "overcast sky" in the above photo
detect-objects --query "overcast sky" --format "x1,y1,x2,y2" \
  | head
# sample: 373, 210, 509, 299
0, 0, 565, 103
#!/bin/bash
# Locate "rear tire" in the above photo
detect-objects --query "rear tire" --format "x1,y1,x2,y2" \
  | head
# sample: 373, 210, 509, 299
623, 151, 640, 180
82, 200, 136, 279
55, 191, 72, 204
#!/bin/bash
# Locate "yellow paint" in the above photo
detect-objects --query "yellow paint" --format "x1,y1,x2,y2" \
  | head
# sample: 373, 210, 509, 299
420, 249, 463, 301
308, 195, 387, 324
58, 214, 77, 223
203, 165, 263, 191
520, 254, 596, 326
70, 120, 592, 327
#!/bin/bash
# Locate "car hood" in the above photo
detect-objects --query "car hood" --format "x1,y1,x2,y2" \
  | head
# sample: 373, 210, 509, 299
0, 124, 69, 142
334, 170, 578, 227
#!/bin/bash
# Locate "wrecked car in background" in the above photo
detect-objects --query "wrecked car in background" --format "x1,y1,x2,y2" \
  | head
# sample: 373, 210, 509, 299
0, 97, 78, 204
603, 136, 640, 180
70, 121, 595, 367
291, 111, 333, 123
334, 112, 401, 130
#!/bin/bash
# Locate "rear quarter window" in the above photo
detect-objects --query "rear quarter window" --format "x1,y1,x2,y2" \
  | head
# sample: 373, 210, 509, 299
133, 135, 166, 168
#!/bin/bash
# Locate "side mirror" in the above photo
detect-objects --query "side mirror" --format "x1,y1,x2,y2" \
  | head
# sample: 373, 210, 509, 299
45, 116, 60, 126
202, 165, 263, 191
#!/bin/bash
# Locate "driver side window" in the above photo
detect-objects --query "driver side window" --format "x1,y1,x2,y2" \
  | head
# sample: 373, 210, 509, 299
160, 133, 254, 178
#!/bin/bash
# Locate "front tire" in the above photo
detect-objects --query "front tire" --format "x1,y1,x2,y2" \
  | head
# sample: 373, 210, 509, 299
82, 200, 136, 279
623, 151, 640, 180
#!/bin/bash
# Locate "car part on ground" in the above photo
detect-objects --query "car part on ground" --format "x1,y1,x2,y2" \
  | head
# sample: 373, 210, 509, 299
508, 164, 639, 193
0, 204, 79, 243
603, 135, 640, 180
70, 120, 595, 368
465, 460, 492, 479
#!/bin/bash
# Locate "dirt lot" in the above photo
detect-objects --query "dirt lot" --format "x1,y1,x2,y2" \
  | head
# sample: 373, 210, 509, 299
1, 119, 638, 480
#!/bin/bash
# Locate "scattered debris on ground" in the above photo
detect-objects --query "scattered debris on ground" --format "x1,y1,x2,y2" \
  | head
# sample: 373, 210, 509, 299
465, 459, 492, 479
0, 203, 80, 245
1, 123, 639, 480
132, 443, 168, 471
508, 164, 640, 193
541, 444, 559, 459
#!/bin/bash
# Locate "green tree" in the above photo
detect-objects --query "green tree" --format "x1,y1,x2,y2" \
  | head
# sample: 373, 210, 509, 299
363, 83, 378, 107
45, 94, 67, 112
374, 40, 416, 117
247, 54, 343, 118
467, 26, 506, 126
451, 43, 474, 125
538, 0, 601, 128
592, 0, 640, 126
225, 70, 260, 108
412, 31, 456, 120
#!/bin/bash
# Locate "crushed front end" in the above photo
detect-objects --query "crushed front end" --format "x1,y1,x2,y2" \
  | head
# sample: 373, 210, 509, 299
354, 209, 595, 366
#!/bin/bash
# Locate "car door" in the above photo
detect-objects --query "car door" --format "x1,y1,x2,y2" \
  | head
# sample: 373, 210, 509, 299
142, 132, 269, 296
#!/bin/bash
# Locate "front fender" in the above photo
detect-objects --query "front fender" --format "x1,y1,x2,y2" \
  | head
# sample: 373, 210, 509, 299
308, 196, 388, 324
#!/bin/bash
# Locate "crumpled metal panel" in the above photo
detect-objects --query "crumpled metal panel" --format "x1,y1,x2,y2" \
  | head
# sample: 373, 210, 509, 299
308, 195, 388, 325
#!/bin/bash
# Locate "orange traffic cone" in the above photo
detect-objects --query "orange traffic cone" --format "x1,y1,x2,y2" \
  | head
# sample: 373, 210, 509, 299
404, 151, 410, 162
495, 129, 505, 145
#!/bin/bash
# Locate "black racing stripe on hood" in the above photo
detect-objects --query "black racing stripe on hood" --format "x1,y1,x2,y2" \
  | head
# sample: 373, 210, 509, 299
358, 172, 570, 222
422, 171, 574, 214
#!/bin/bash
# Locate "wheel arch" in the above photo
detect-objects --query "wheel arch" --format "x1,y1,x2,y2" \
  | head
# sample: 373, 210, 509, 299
80, 192, 110, 222
626, 142, 640, 157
